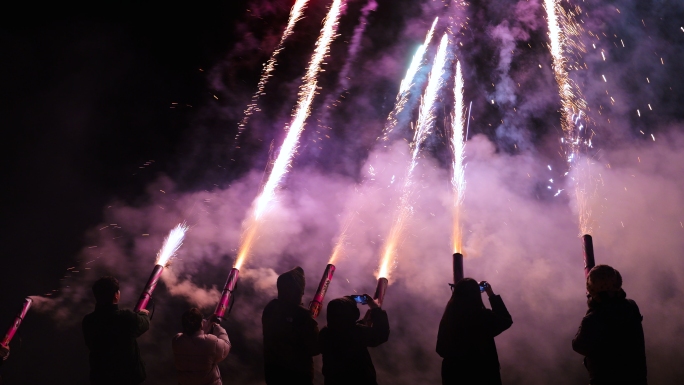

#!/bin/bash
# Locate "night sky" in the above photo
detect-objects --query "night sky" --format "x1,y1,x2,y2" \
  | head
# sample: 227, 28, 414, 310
1, 1, 683, 384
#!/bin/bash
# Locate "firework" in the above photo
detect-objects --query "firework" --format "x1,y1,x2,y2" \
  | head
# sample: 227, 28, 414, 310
234, 0, 346, 270
377, 33, 450, 280
134, 223, 188, 312
373, 277, 389, 307
451, 61, 466, 253
582, 234, 596, 278
213, 268, 240, 322
235, 0, 311, 137
543, 0, 593, 235
309, 264, 336, 318
383, 18, 439, 141
1, 298, 32, 347
453, 253, 464, 283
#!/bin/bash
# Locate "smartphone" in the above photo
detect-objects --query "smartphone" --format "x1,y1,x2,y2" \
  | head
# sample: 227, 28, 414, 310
350, 295, 368, 305
478, 281, 489, 292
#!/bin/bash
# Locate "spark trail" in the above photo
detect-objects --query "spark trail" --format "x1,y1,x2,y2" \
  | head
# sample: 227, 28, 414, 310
382, 17, 439, 141
235, 0, 311, 140
235, 0, 346, 270
156, 223, 189, 266
378, 33, 450, 279
543, 0, 592, 234
451, 61, 466, 253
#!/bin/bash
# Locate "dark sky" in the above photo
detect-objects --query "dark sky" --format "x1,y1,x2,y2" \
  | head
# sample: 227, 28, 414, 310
1, 0, 683, 384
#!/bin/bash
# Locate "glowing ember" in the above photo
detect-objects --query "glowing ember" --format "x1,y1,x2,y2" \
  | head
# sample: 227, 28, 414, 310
451, 61, 466, 253
235, 0, 311, 138
156, 223, 189, 266
235, 0, 346, 269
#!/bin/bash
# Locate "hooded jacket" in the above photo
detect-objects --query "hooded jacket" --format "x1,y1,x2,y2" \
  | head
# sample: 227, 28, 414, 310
319, 301, 390, 385
572, 291, 647, 385
436, 295, 512, 385
172, 324, 231, 385
262, 267, 319, 385
82, 303, 150, 385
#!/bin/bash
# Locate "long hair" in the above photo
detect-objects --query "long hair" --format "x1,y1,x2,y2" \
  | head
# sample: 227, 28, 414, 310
438, 278, 486, 354
448, 278, 485, 318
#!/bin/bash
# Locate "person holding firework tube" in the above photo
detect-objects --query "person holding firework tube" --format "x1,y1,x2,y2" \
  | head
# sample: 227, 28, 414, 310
319, 295, 390, 385
82, 276, 150, 385
572, 265, 647, 384
172, 308, 231, 385
437, 278, 512, 385
262, 267, 320, 385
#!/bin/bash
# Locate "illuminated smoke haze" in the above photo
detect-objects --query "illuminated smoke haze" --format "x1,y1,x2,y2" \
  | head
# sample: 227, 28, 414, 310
3, 0, 684, 384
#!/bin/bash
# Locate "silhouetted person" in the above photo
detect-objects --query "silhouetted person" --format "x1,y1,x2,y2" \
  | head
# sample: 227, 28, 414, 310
82, 276, 150, 385
172, 308, 231, 385
572, 265, 647, 385
262, 267, 319, 385
319, 295, 389, 385
437, 278, 512, 385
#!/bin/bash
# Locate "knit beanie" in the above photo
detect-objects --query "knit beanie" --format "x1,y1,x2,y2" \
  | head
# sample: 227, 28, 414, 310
587, 264, 622, 299
277, 266, 306, 296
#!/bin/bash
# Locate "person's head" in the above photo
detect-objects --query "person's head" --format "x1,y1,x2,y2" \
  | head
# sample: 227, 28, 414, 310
449, 278, 485, 313
92, 276, 120, 304
587, 264, 623, 302
181, 308, 204, 335
327, 297, 360, 330
277, 266, 306, 305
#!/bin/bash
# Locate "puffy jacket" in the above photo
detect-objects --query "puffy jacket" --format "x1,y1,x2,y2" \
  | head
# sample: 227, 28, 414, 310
437, 295, 512, 385
572, 293, 647, 385
262, 299, 319, 385
172, 324, 231, 385
319, 307, 390, 385
82, 303, 150, 385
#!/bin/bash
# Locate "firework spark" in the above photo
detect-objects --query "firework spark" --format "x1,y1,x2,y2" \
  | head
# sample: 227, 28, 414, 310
382, 17, 439, 141
543, 0, 593, 235
328, 212, 355, 265
451, 61, 466, 253
235, 0, 346, 270
378, 33, 450, 280
156, 223, 189, 266
235, 0, 311, 140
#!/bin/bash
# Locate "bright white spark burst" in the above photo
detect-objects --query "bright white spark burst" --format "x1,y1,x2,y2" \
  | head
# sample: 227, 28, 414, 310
399, 17, 438, 94
236, 0, 345, 270
378, 33, 450, 279
235, 0, 311, 138
156, 223, 189, 266
451, 61, 466, 253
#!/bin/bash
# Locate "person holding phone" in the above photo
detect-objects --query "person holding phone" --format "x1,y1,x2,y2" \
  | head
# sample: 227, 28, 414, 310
319, 294, 390, 385
436, 278, 512, 385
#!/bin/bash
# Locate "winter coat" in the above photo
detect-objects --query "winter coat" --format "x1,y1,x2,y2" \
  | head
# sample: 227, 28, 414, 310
436, 295, 512, 385
262, 299, 319, 385
572, 293, 647, 385
82, 303, 150, 385
319, 307, 390, 385
172, 324, 231, 385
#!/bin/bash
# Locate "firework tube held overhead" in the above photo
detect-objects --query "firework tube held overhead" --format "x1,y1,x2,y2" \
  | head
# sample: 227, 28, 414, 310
373, 278, 389, 307
582, 234, 596, 278
1, 297, 32, 347
453, 253, 464, 283
134, 264, 164, 312
309, 264, 336, 318
214, 268, 240, 322
134, 223, 188, 312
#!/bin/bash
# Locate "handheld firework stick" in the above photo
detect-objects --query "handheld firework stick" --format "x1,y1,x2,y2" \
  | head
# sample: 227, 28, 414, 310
309, 264, 336, 318
1, 297, 32, 347
373, 277, 389, 307
134, 264, 164, 312
134, 223, 188, 313
453, 253, 464, 283
582, 234, 596, 278
213, 268, 240, 323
